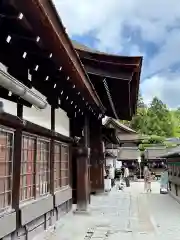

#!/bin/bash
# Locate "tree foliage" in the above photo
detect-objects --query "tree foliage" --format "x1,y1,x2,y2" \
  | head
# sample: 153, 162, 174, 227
171, 108, 180, 137
119, 94, 180, 152
130, 93, 147, 133
144, 97, 174, 137
124, 95, 174, 137
146, 135, 165, 144
139, 135, 166, 151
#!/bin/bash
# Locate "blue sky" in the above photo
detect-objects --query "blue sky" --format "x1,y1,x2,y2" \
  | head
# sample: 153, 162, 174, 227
53, 0, 180, 109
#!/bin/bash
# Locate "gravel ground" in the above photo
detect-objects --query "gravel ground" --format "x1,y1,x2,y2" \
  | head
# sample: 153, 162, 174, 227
34, 181, 180, 240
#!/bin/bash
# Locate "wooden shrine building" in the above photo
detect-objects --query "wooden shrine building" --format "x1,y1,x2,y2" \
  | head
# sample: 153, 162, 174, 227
102, 126, 119, 173
144, 147, 168, 176
104, 118, 142, 175
0, 1, 142, 239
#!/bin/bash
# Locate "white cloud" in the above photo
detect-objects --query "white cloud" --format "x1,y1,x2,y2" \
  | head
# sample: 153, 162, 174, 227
53, 0, 180, 51
53, 0, 180, 107
146, 29, 180, 77
141, 73, 180, 108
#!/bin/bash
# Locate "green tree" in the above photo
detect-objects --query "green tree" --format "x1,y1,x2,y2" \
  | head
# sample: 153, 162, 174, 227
144, 97, 174, 137
120, 95, 175, 138
171, 108, 180, 137
129, 93, 147, 133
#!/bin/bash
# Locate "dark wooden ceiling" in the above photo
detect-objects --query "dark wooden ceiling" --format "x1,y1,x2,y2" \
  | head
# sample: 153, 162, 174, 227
74, 46, 143, 120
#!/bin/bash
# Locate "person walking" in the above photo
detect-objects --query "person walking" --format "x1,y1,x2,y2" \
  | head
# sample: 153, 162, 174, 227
104, 166, 111, 192
143, 165, 151, 192
124, 165, 130, 187
109, 164, 115, 188
147, 168, 152, 192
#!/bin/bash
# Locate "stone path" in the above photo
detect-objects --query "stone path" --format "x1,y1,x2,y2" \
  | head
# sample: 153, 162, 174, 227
34, 182, 180, 240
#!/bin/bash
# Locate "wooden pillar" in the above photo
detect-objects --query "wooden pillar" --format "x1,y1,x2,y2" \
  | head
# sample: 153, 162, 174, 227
76, 149, 89, 211
84, 116, 91, 203
50, 106, 55, 194
12, 103, 23, 226
70, 115, 90, 212
90, 118, 104, 194
76, 115, 89, 212
70, 116, 77, 204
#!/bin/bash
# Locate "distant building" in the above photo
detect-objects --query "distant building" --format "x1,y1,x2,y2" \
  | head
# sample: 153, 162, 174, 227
144, 147, 168, 175
103, 118, 143, 176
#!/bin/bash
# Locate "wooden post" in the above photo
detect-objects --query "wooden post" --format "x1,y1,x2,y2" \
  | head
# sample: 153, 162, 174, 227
70, 116, 79, 204
76, 151, 89, 212
75, 115, 89, 212
84, 116, 91, 203
70, 114, 90, 213
50, 106, 55, 195
90, 118, 104, 194
12, 103, 23, 226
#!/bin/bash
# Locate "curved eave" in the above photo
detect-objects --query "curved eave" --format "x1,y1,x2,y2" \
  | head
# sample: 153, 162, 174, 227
81, 57, 134, 80
159, 151, 180, 159
76, 48, 141, 65
104, 117, 136, 133
73, 43, 142, 120
79, 53, 139, 70
83, 64, 141, 119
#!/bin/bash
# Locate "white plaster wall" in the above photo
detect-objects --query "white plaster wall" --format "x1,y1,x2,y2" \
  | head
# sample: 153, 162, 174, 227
106, 157, 115, 167
0, 94, 69, 137
116, 160, 122, 169
106, 158, 121, 169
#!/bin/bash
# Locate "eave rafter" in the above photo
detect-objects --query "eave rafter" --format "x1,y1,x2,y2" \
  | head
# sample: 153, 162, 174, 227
103, 78, 118, 119
0, 0, 106, 120
10, 0, 105, 112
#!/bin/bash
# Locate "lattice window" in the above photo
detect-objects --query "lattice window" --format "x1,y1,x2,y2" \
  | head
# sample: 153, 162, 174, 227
54, 142, 61, 190
20, 135, 36, 201
20, 134, 50, 202
0, 129, 13, 212
36, 139, 50, 197
20, 133, 68, 200
61, 145, 69, 187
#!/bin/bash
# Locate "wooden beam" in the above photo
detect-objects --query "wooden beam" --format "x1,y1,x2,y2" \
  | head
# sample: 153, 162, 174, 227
76, 148, 89, 211
77, 49, 142, 66
76, 115, 89, 212
84, 116, 91, 204
70, 115, 90, 212
50, 106, 55, 195
90, 118, 104, 193
86, 65, 132, 80
12, 103, 23, 227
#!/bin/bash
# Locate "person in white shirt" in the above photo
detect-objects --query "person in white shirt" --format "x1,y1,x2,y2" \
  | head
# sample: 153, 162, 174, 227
109, 164, 115, 187
124, 165, 130, 187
